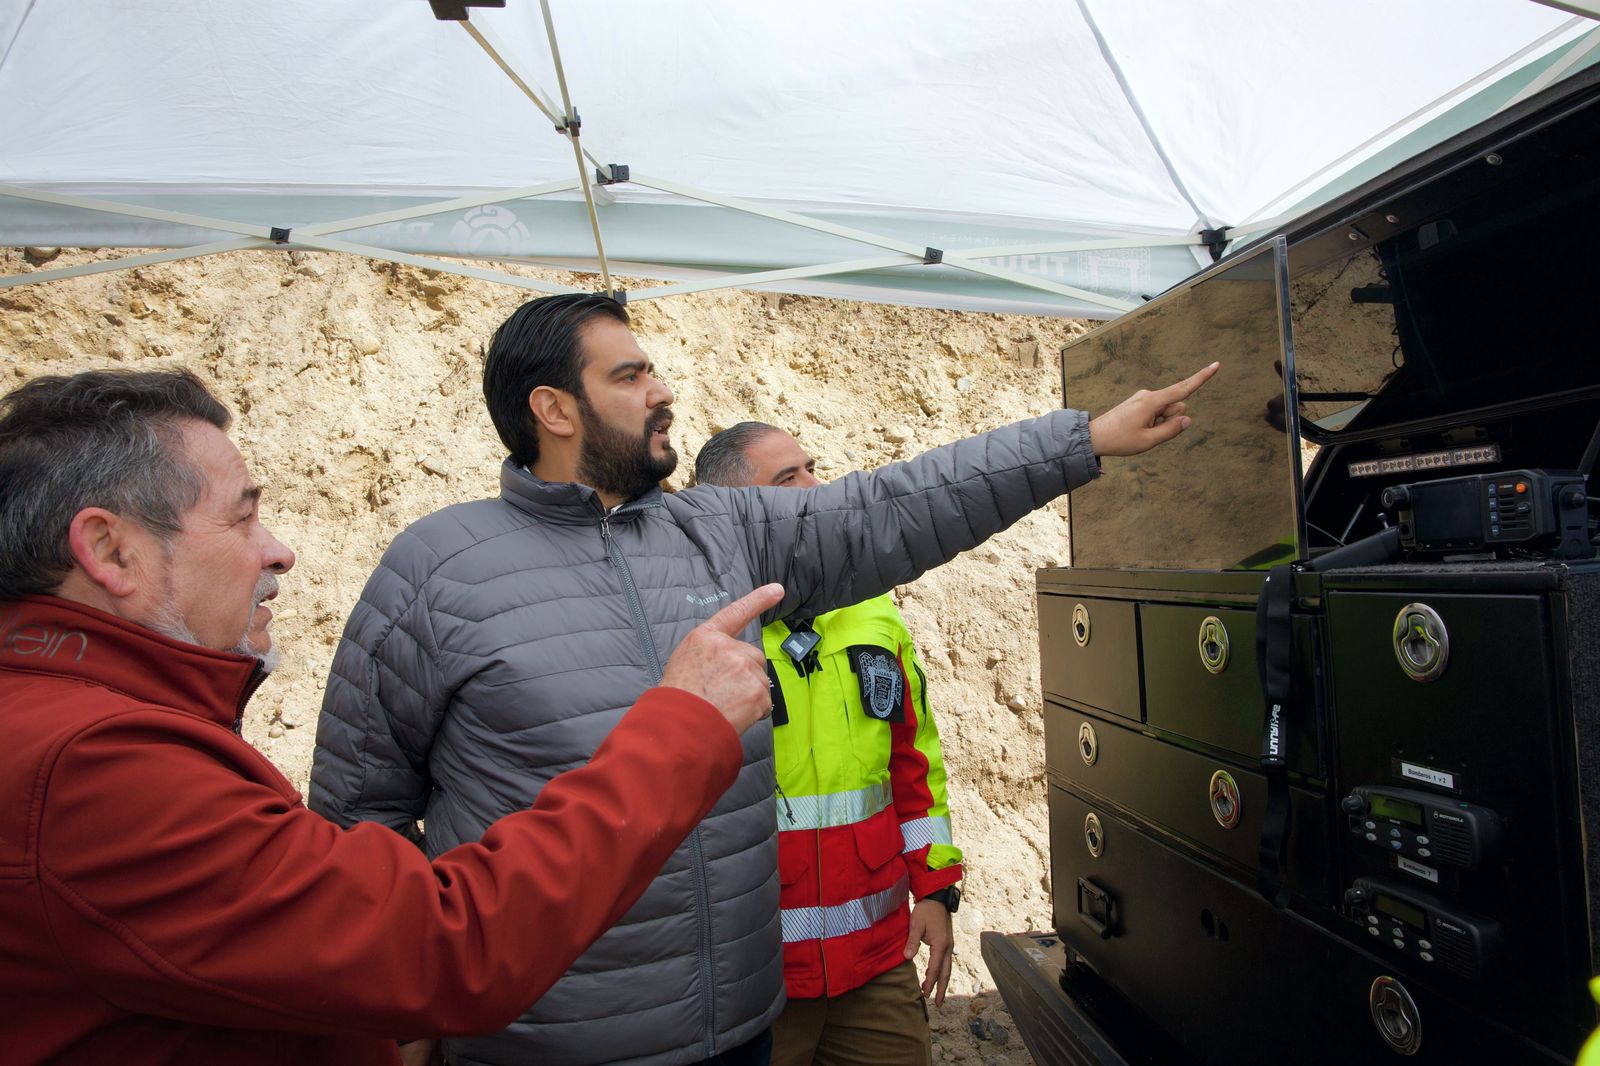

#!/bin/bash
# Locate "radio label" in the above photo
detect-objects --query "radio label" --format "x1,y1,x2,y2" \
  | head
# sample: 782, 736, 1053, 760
1399, 762, 1456, 790
1396, 856, 1439, 884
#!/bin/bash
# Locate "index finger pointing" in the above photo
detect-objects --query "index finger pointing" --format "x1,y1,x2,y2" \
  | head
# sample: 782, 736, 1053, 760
1154, 360, 1221, 404
701, 582, 784, 637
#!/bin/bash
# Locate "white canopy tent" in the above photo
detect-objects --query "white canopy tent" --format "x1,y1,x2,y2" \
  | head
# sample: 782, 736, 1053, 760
2, 0, 1597, 317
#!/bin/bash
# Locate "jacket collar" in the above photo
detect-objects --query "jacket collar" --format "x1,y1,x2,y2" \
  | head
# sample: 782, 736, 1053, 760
498, 458, 664, 526
0, 595, 263, 729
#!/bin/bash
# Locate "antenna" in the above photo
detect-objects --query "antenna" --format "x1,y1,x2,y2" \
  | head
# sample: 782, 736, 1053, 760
1579, 413, 1600, 476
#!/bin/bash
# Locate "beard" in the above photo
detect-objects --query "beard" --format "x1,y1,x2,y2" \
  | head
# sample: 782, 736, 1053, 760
146, 570, 283, 674
576, 398, 677, 500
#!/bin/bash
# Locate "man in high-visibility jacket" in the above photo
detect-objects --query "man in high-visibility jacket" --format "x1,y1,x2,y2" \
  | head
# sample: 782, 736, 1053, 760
696, 423, 962, 1066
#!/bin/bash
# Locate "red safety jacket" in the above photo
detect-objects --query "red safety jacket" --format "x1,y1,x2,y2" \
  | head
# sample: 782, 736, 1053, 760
0, 595, 742, 1066
765, 595, 962, 999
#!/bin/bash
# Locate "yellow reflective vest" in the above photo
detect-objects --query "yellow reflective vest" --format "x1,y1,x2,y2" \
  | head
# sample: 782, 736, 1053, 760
765, 594, 962, 998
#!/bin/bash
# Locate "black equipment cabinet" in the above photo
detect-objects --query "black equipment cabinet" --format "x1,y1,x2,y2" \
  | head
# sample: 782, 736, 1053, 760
1034, 564, 1600, 1064
989, 65, 1600, 1066
1323, 564, 1600, 1056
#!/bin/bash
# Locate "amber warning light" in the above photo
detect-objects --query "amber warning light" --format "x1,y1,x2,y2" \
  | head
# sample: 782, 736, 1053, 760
1348, 444, 1502, 479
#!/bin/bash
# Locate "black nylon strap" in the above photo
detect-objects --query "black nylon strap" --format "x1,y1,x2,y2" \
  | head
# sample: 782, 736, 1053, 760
1255, 564, 1295, 909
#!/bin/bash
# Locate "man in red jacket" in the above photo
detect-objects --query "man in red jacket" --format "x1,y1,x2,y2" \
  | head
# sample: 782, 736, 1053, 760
0, 367, 779, 1066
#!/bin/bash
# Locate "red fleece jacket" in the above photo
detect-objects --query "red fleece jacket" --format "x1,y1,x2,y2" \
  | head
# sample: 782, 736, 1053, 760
0, 595, 742, 1066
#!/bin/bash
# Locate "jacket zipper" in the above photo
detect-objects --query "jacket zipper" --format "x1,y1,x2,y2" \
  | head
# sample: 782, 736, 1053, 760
233, 663, 267, 735
601, 510, 717, 1054
599, 513, 665, 677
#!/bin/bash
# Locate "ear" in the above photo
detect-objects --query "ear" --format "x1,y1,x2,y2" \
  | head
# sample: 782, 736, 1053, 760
529, 385, 579, 441
67, 507, 149, 600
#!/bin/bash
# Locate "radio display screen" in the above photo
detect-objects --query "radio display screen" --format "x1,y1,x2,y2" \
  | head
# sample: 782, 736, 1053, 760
1369, 794, 1424, 827
1411, 480, 1481, 544
1376, 894, 1427, 930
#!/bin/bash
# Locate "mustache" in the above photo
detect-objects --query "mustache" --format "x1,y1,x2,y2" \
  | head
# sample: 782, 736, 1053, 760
647, 408, 674, 434
253, 571, 279, 604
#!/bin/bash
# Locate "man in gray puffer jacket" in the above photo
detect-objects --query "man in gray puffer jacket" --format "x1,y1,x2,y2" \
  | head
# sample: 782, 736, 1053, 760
310, 293, 1216, 1066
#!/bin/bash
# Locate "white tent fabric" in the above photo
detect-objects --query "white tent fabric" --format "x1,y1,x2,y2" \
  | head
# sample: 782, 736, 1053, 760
1, 1, 1596, 316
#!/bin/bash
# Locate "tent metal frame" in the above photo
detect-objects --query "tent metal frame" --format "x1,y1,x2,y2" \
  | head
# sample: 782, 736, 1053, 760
0, 4, 1156, 313
2, 3, 1594, 312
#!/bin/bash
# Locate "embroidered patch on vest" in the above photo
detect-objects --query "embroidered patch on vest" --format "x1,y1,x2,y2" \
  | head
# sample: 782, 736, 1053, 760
847, 645, 905, 723
765, 660, 790, 726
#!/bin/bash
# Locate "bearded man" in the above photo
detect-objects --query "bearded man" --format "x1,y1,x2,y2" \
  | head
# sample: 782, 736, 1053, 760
311, 293, 1218, 1066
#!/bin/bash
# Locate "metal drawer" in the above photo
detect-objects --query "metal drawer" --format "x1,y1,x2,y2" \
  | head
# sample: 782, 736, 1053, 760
1141, 603, 1322, 776
1045, 704, 1330, 901
1040, 593, 1142, 722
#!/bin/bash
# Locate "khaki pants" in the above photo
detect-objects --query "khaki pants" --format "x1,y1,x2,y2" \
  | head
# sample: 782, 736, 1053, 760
771, 961, 931, 1066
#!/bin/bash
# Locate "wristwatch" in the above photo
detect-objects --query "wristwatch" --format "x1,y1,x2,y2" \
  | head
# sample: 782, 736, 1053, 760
922, 885, 961, 913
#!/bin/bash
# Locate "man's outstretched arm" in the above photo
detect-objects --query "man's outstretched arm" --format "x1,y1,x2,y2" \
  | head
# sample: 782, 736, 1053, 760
727, 363, 1221, 621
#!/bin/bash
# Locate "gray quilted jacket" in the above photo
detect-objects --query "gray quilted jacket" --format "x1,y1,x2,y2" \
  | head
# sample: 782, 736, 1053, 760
308, 409, 1098, 1066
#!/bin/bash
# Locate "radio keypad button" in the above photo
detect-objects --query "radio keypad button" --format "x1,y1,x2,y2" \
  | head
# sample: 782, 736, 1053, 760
1420, 951, 1434, 962
1368, 927, 1381, 937
1367, 916, 1380, 926
1417, 848, 1431, 858
1390, 840, 1403, 850
1392, 938, 1406, 949
1364, 821, 1377, 831
1418, 939, 1432, 950
1416, 835, 1429, 846
1365, 832, 1378, 842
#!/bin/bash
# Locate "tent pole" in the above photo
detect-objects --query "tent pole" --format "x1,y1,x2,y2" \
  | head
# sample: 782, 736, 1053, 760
629, 174, 1137, 313
458, 13, 615, 295
0, 184, 273, 239
624, 256, 922, 302
456, 22, 577, 162
1529, 1, 1600, 19
633, 175, 937, 259
943, 258, 1135, 312
0, 239, 266, 291
457, 20, 608, 176
537, 0, 613, 297
1073, 0, 1212, 230
296, 179, 581, 237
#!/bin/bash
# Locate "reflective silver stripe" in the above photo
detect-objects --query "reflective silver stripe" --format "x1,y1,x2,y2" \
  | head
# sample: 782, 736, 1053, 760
777, 780, 893, 832
900, 814, 953, 853
780, 873, 911, 943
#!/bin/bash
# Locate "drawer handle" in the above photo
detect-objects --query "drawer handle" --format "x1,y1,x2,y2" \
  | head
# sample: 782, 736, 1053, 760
1197, 615, 1230, 674
1084, 811, 1105, 858
1392, 603, 1449, 683
1078, 721, 1099, 766
1209, 770, 1242, 829
1369, 976, 1423, 1056
1072, 602, 1091, 647
1077, 877, 1118, 940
